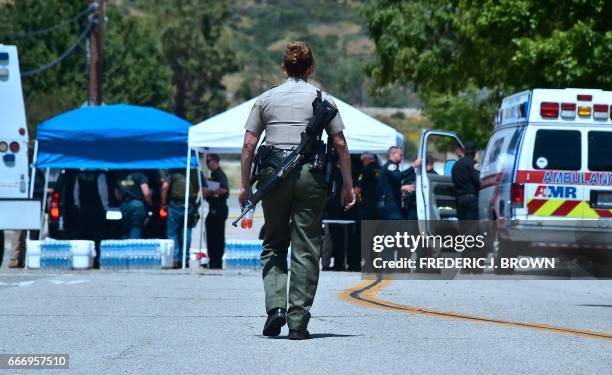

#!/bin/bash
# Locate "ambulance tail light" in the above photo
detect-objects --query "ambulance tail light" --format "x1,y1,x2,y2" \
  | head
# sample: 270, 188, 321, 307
560, 103, 576, 119
50, 192, 60, 222
577, 94, 592, 102
9, 141, 19, 153
593, 104, 608, 120
511, 183, 524, 207
578, 106, 591, 117
540, 102, 559, 118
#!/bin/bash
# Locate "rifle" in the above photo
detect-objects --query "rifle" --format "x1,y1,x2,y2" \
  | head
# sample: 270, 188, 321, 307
232, 91, 338, 227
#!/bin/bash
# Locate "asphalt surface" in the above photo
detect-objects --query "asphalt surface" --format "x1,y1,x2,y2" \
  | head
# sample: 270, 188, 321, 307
0, 267, 611, 375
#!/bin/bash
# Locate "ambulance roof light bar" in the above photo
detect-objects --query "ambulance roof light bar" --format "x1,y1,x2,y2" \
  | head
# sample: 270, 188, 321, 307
593, 104, 608, 120
540, 102, 559, 118
560, 103, 576, 119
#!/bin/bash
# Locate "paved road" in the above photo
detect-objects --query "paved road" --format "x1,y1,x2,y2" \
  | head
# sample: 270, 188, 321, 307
1, 268, 611, 374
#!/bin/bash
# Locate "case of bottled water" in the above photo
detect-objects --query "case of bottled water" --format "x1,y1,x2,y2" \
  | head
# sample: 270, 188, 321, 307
26, 240, 76, 270
27, 240, 96, 270
222, 239, 263, 270
100, 239, 164, 270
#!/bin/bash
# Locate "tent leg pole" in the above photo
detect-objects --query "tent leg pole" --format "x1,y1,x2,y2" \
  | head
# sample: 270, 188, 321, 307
200, 151, 208, 261
196, 152, 205, 254
39, 168, 50, 241
25, 141, 39, 269
182, 149, 192, 270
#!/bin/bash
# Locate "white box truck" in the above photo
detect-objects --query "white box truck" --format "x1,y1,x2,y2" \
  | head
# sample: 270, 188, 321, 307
0, 45, 41, 230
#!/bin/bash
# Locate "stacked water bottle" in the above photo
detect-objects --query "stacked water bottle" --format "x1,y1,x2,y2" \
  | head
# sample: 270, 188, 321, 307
39, 240, 73, 270
100, 239, 162, 270
223, 239, 264, 270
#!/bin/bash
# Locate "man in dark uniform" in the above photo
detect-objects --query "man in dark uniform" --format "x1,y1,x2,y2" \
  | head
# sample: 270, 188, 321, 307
355, 152, 381, 220
377, 146, 421, 220
452, 141, 481, 273
205, 154, 229, 269
115, 170, 151, 239
451, 141, 480, 220
74, 169, 109, 268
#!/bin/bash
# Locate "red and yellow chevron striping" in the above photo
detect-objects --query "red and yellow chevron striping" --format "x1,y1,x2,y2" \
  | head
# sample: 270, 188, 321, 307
527, 199, 612, 218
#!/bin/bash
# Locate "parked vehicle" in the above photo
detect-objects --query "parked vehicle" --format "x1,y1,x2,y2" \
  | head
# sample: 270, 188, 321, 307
415, 88, 612, 275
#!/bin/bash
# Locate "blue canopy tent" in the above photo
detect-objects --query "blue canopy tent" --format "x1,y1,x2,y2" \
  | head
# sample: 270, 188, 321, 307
36, 104, 195, 169
33, 104, 200, 269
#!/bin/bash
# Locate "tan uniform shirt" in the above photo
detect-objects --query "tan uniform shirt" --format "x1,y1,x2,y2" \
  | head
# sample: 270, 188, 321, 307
244, 78, 345, 149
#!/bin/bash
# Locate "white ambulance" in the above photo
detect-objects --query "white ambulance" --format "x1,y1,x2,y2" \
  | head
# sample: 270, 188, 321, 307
0, 45, 41, 230
415, 88, 612, 274
478, 88, 612, 271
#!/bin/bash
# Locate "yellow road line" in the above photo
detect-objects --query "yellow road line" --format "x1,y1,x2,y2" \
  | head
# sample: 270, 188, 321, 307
338, 277, 612, 342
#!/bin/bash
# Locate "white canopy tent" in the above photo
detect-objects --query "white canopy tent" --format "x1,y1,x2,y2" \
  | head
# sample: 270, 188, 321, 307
188, 97, 404, 152
181, 97, 403, 268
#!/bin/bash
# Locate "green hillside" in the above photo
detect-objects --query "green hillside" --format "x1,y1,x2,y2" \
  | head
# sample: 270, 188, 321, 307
123, 0, 418, 107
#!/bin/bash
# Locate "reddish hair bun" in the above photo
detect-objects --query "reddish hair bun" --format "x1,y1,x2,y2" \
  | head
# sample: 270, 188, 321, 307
283, 41, 314, 78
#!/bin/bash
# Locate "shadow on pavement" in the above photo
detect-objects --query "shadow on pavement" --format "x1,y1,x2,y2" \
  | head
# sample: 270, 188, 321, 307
262, 333, 363, 340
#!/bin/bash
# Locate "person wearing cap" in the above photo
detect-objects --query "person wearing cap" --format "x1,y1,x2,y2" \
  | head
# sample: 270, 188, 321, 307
451, 141, 480, 220
452, 141, 482, 273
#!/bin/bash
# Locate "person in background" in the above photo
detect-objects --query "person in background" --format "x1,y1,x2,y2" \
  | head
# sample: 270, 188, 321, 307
354, 152, 381, 220
452, 142, 480, 220
115, 170, 151, 239
74, 169, 109, 268
377, 146, 421, 220
204, 154, 229, 269
161, 168, 207, 268
451, 141, 481, 273
9, 164, 48, 268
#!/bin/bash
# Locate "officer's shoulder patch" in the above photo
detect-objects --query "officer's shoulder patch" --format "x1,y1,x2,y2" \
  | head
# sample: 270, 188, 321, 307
252, 98, 260, 110
387, 164, 397, 171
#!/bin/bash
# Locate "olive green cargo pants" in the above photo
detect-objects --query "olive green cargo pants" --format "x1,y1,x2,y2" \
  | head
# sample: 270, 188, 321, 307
260, 165, 327, 331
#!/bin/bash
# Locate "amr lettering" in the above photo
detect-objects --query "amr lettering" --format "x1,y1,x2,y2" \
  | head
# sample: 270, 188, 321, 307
534, 185, 577, 199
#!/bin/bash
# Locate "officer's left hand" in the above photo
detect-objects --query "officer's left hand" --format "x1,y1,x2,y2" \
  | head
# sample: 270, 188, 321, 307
341, 186, 356, 211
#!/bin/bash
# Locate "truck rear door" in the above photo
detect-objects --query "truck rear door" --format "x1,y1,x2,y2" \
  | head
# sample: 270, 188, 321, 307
518, 126, 584, 230
583, 129, 612, 230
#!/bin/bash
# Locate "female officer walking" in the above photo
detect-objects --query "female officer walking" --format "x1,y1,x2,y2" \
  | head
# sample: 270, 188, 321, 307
239, 42, 355, 340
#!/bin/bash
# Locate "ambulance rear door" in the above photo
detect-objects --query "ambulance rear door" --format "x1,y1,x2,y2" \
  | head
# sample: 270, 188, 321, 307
583, 128, 612, 232
518, 124, 584, 231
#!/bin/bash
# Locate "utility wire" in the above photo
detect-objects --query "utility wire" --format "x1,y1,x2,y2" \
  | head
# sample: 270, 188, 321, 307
1, 4, 96, 39
22, 21, 94, 78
